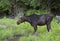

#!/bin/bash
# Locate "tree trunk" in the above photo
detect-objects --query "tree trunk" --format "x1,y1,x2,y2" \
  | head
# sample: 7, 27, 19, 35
12, 4, 19, 18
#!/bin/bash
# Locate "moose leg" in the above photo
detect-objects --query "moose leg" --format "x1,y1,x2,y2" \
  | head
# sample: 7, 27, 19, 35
46, 23, 51, 32
33, 25, 37, 35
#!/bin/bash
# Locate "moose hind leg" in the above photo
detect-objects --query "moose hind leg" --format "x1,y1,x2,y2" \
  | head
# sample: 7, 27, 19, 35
46, 24, 51, 32
33, 25, 38, 35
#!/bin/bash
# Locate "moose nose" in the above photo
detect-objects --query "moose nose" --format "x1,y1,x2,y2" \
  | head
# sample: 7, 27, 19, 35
17, 21, 20, 25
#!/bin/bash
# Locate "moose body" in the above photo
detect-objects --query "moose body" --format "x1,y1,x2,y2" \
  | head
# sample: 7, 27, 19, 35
17, 14, 54, 34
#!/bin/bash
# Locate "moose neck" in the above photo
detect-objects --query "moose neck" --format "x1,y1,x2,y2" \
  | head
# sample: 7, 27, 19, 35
25, 16, 31, 23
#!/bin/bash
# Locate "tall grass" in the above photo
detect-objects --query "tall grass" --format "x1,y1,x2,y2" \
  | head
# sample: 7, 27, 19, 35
0, 17, 60, 41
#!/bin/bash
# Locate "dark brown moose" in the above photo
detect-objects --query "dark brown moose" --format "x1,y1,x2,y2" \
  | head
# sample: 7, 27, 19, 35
17, 14, 54, 34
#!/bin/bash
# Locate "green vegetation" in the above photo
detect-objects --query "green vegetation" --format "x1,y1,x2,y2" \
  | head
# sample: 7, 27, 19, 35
26, 10, 50, 16
0, 0, 60, 41
0, 17, 60, 41
0, 0, 60, 16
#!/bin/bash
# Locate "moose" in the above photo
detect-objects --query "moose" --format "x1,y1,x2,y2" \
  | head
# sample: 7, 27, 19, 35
17, 14, 54, 34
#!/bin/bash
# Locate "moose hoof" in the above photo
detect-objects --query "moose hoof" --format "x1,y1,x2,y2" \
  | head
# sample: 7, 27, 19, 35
33, 31, 38, 36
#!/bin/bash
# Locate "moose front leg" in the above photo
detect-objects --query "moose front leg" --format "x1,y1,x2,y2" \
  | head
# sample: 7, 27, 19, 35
33, 25, 38, 35
46, 24, 51, 32
34, 26, 37, 33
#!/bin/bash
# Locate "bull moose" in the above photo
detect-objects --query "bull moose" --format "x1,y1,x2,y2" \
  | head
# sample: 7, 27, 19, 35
17, 14, 54, 34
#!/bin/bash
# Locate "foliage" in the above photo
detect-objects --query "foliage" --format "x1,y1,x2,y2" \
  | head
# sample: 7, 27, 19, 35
0, 0, 11, 13
0, 0, 60, 16
26, 9, 50, 16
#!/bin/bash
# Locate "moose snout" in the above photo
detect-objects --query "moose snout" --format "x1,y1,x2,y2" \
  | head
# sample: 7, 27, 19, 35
17, 21, 20, 25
